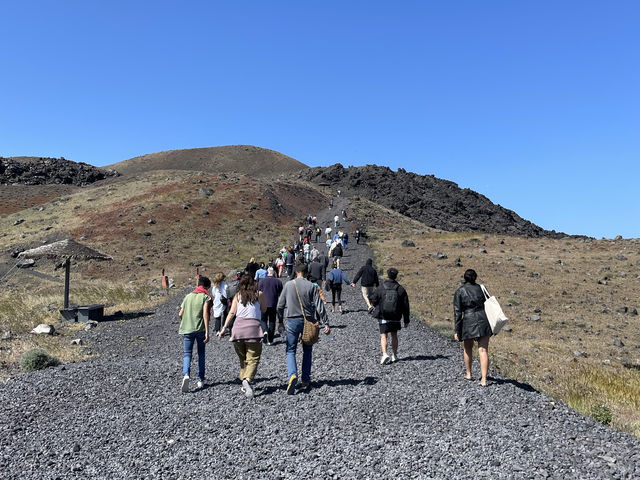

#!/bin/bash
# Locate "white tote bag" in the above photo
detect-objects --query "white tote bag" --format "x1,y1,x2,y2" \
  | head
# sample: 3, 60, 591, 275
480, 284, 508, 335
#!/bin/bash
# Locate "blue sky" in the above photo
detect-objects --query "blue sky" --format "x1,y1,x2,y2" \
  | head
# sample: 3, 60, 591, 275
1, 1, 638, 238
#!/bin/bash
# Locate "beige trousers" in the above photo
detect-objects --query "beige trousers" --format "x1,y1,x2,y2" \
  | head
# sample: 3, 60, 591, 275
234, 341, 263, 382
361, 286, 375, 309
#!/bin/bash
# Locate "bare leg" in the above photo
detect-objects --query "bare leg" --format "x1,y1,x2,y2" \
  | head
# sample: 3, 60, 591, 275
477, 336, 490, 386
463, 339, 474, 380
380, 333, 388, 355
390, 331, 399, 355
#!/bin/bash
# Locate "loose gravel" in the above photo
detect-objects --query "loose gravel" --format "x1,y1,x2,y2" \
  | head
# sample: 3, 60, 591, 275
1, 198, 639, 479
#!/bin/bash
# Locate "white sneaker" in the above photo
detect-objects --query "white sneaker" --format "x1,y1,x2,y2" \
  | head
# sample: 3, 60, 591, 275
390, 353, 398, 363
196, 379, 204, 389
241, 379, 254, 399
181, 375, 190, 393
380, 353, 390, 365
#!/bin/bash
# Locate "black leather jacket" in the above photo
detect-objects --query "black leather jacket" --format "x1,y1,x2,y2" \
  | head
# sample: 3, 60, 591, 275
453, 282, 492, 340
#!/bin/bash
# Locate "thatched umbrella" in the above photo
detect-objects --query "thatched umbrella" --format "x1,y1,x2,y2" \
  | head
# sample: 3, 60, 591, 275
18, 239, 112, 309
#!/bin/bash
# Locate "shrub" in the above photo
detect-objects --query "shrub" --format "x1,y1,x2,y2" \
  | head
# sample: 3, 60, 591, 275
20, 348, 61, 372
590, 403, 613, 426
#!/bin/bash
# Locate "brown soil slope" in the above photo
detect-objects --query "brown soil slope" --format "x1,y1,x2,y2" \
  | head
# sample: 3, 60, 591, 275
106, 145, 308, 177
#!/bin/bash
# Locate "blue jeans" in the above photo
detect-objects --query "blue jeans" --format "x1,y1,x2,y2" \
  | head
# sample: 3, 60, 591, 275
285, 317, 313, 383
183, 331, 206, 380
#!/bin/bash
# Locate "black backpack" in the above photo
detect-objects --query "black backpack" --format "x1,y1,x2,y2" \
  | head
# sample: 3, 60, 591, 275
333, 243, 343, 257
381, 284, 400, 319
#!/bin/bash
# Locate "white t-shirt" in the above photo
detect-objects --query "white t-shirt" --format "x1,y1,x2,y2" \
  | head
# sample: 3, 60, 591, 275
211, 281, 228, 317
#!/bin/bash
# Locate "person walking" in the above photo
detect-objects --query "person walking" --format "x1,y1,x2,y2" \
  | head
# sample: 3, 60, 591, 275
277, 263, 330, 395
285, 246, 295, 279
334, 214, 340, 227
258, 267, 283, 345
342, 232, 349, 250
308, 256, 324, 286
329, 239, 343, 268
211, 273, 228, 334
328, 260, 350, 314
315, 226, 321, 243
369, 268, 410, 365
245, 257, 259, 279
325, 226, 332, 240
218, 275, 267, 398
350, 258, 379, 313
355, 229, 360, 244
453, 269, 493, 387
178, 276, 212, 392
254, 262, 268, 280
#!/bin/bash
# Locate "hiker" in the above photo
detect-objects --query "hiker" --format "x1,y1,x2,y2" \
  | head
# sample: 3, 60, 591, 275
341, 209, 347, 219
308, 256, 324, 286
178, 276, 212, 392
369, 268, 410, 365
453, 269, 493, 387
342, 232, 349, 250
275, 254, 284, 278
211, 272, 228, 334
298, 225, 304, 242
328, 260, 350, 314
303, 242, 311, 264
254, 262, 268, 280
355, 229, 360, 244
315, 226, 321, 243
334, 214, 340, 227
312, 216, 317, 226
329, 198, 333, 209
325, 226, 332, 240
245, 257, 259, 279
350, 258, 379, 313
285, 246, 296, 279
258, 267, 283, 345
218, 275, 267, 398
277, 263, 330, 394
329, 239, 343, 268
310, 245, 320, 262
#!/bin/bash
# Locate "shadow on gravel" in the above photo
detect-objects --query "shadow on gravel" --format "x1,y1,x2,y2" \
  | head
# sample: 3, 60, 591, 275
490, 377, 537, 392
403, 354, 450, 362
101, 311, 155, 322
255, 376, 380, 397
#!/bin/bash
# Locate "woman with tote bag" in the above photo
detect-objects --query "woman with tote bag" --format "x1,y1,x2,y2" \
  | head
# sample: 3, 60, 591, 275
453, 269, 493, 387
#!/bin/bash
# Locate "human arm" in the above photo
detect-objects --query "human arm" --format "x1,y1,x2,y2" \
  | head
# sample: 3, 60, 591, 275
258, 291, 267, 313
401, 288, 410, 327
453, 289, 463, 341
313, 284, 330, 334
203, 300, 211, 343
352, 267, 363, 286
218, 295, 238, 339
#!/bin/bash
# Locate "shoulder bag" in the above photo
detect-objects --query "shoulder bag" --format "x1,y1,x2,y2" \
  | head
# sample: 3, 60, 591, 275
480, 284, 508, 335
294, 279, 320, 345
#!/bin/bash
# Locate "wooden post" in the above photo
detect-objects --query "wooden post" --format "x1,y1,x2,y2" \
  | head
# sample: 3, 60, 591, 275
63, 258, 71, 309
161, 268, 168, 289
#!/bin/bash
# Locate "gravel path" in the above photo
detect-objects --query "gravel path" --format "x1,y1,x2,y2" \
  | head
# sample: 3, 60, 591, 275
1, 198, 639, 479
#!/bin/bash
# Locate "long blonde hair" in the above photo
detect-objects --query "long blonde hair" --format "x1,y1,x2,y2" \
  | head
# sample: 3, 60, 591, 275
212, 272, 225, 287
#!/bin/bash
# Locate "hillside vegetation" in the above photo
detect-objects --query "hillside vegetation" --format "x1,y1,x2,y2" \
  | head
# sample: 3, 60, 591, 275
106, 145, 307, 177
347, 197, 640, 436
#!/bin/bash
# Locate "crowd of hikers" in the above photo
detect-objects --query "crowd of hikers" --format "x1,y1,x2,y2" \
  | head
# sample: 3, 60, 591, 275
179, 203, 495, 397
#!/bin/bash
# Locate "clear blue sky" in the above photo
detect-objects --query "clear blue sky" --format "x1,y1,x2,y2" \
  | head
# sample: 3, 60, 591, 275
1, 1, 638, 238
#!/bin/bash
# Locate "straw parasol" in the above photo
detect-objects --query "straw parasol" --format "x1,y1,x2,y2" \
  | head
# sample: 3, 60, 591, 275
18, 239, 113, 309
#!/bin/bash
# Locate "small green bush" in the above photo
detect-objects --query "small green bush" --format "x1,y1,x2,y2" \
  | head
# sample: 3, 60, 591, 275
20, 348, 61, 372
590, 403, 613, 425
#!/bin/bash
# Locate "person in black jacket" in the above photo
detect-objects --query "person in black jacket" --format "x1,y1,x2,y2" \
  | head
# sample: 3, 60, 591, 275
369, 268, 410, 365
350, 258, 379, 313
453, 269, 492, 387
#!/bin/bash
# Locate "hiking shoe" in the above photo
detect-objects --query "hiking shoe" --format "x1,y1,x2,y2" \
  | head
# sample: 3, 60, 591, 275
300, 381, 310, 389
242, 379, 254, 399
287, 374, 298, 395
390, 353, 398, 363
181, 375, 190, 393
380, 353, 391, 365
196, 379, 204, 389
368, 306, 375, 314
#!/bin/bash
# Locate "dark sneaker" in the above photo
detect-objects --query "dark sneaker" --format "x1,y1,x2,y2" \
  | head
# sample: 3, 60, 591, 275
286, 374, 298, 395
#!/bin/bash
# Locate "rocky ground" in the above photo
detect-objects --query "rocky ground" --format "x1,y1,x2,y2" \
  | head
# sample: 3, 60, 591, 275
0, 157, 119, 186
0, 199, 638, 479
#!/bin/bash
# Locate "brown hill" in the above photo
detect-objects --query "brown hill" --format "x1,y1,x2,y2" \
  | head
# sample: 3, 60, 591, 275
105, 145, 308, 177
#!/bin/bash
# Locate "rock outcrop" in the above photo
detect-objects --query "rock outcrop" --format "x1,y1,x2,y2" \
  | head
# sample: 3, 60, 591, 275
301, 164, 565, 238
0, 157, 119, 186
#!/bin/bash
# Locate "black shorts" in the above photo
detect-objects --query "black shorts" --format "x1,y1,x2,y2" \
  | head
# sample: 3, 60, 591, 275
379, 322, 401, 334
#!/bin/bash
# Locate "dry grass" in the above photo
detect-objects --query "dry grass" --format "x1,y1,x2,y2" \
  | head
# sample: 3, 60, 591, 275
351, 202, 640, 437
0, 171, 326, 379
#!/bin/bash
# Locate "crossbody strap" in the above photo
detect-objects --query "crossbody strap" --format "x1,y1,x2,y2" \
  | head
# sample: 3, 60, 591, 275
479, 284, 490, 300
293, 279, 308, 322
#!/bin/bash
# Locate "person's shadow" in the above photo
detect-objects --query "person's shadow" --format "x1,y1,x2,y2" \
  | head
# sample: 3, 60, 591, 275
402, 354, 450, 361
